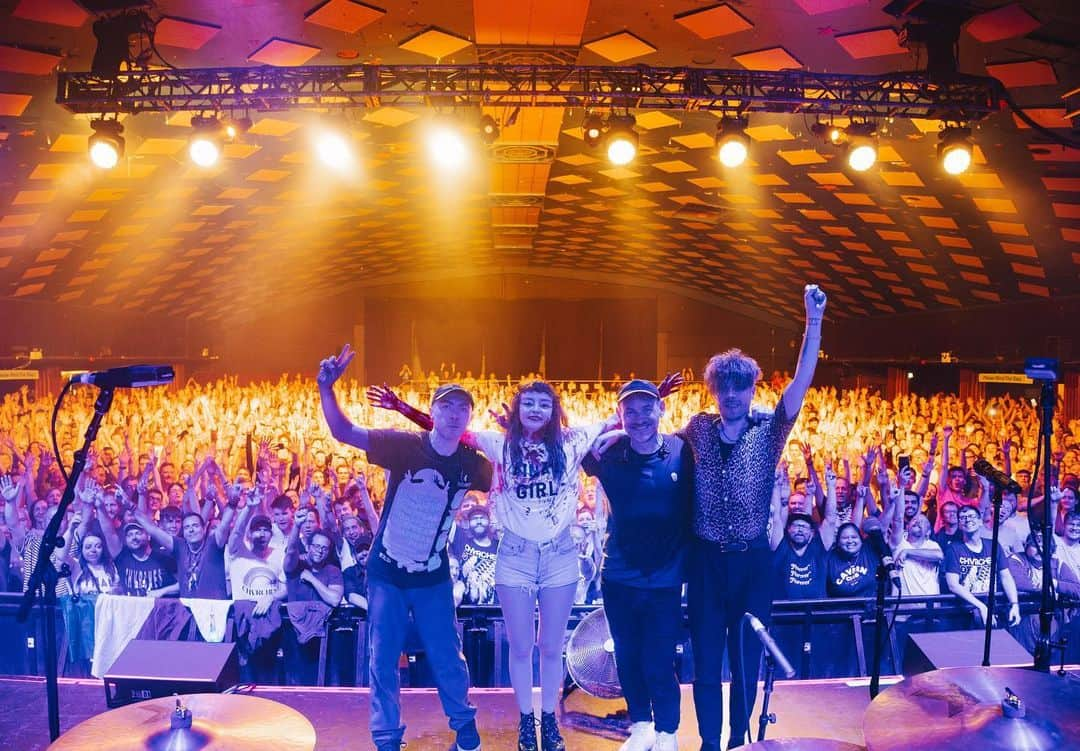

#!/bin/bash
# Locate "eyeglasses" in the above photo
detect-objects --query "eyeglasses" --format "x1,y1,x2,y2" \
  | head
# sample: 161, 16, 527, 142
308, 543, 330, 553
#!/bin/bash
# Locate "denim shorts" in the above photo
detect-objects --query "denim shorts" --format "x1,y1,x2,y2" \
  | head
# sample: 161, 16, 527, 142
494, 527, 580, 594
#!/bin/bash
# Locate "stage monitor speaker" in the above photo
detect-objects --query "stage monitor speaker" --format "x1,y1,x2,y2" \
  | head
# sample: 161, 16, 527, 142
103, 639, 239, 708
903, 629, 1031, 676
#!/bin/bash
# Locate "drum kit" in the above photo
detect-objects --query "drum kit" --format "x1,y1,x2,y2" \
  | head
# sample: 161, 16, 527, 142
46, 665, 1080, 750
744, 665, 1080, 751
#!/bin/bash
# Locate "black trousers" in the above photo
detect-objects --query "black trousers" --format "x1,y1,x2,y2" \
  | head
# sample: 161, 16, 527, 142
601, 579, 683, 733
687, 542, 773, 749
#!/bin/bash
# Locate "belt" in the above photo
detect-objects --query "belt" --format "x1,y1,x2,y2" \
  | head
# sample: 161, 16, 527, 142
715, 540, 750, 553
698, 534, 768, 553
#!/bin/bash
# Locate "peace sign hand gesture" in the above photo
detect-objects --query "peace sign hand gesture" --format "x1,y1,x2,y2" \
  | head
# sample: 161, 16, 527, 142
318, 345, 355, 387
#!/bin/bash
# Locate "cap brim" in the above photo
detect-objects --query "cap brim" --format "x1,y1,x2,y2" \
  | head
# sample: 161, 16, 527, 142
618, 388, 659, 401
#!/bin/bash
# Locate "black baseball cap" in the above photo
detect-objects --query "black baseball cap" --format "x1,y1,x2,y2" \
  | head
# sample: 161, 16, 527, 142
432, 384, 474, 406
617, 379, 660, 402
122, 522, 143, 536
250, 514, 273, 532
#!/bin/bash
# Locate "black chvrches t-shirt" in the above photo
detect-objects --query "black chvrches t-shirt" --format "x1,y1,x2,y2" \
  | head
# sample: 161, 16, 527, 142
582, 433, 692, 588
115, 546, 177, 596
364, 430, 493, 589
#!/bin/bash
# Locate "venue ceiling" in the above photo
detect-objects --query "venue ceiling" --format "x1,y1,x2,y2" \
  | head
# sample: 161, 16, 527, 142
0, 0, 1077, 326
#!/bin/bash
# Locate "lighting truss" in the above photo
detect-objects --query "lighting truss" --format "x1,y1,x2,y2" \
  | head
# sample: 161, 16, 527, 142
56, 64, 1002, 121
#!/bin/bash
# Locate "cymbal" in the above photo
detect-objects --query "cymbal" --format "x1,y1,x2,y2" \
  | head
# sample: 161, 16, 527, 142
48, 693, 316, 751
744, 740, 864, 751
864, 666, 1080, 751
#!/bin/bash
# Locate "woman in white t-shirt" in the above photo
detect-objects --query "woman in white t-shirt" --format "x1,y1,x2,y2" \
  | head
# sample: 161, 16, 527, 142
370, 380, 616, 751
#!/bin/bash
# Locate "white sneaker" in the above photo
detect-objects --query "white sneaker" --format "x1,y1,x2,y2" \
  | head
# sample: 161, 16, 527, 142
654, 731, 678, 751
619, 721, 656, 751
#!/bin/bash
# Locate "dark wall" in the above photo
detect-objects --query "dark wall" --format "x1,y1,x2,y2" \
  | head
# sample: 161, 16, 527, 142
828, 297, 1078, 365
0, 298, 185, 359
364, 297, 658, 383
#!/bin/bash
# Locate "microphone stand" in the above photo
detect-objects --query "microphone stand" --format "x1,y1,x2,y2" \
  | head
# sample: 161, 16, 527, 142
16, 386, 115, 741
982, 485, 1004, 667
756, 652, 778, 741
868, 560, 891, 699
1033, 379, 1056, 672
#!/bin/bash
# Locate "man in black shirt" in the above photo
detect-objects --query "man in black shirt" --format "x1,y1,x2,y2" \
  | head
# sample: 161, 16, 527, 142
114, 522, 178, 597
318, 345, 493, 751
583, 379, 692, 751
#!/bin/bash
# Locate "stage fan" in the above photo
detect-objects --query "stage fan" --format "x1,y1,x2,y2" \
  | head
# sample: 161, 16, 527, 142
565, 607, 622, 699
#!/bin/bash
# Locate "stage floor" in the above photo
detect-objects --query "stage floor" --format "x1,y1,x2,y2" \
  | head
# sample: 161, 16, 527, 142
1, 676, 881, 750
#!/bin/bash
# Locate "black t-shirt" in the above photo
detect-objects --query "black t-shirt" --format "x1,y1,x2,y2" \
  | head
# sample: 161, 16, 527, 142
450, 533, 499, 605
172, 534, 228, 600
0, 537, 11, 593
944, 537, 1009, 596
343, 562, 367, 601
285, 560, 344, 603
364, 430, 493, 589
773, 534, 828, 600
826, 546, 880, 598
115, 546, 177, 596
932, 528, 963, 551
582, 434, 692, 588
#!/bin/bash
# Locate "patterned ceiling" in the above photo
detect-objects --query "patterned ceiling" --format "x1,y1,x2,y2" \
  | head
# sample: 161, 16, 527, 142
0, 0, 1077, 325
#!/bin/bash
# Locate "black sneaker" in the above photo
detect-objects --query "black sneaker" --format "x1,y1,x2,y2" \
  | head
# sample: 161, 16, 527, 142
518, 711, 538, 751
539, 711, 565, 751
455, 719, 481, 751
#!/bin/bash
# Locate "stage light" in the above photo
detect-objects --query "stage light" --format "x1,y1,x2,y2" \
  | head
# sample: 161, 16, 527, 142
844, 122, 877, 172
582, 113, 604, 148
427, 122, 468, 170
716, 117, 749, 168
189, 115, 223, 168
604, 115, 638, 166
811, 121, 844, 145
315, 131, 353, 169
847, 143, 876, 171
479, 114, 499, 145
88, 119, 124, 169
938, 126, 973, 175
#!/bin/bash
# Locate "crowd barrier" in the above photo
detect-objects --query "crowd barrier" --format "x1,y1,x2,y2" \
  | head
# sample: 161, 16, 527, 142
0, 592, 1074, 687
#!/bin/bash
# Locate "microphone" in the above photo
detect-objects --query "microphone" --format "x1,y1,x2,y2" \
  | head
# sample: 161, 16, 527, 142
973, 459, 1022, 495
71, 365, 175, 389
861, 517, 901, 586
744, 613, 796, 678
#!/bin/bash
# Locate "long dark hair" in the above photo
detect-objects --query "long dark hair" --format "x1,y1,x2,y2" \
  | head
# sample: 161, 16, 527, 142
76, 533, 119, 593
504, 381, 568, 484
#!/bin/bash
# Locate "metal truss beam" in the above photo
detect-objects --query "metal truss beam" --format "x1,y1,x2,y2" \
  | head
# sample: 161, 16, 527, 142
57, 64, 1002, 121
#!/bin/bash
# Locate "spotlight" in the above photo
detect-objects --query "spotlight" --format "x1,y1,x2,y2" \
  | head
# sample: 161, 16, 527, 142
223, 117, 251, 141
427, 121, 468, 170
315, 130, 353, 169
189, 115, 223, 168
88, 119, 124, 169
844, 122, 877, 172
479, 114, 499, 145
582, 113, 604, 148
716, 117, 749, 168
604, 115, 638, 166
938, 126, 973, 175
811, 121, 844, 145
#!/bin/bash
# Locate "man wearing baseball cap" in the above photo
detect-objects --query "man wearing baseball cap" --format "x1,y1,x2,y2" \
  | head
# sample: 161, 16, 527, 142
227, 494, 287, 682
582, 378, 693, 751
318, 345, 492, 751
